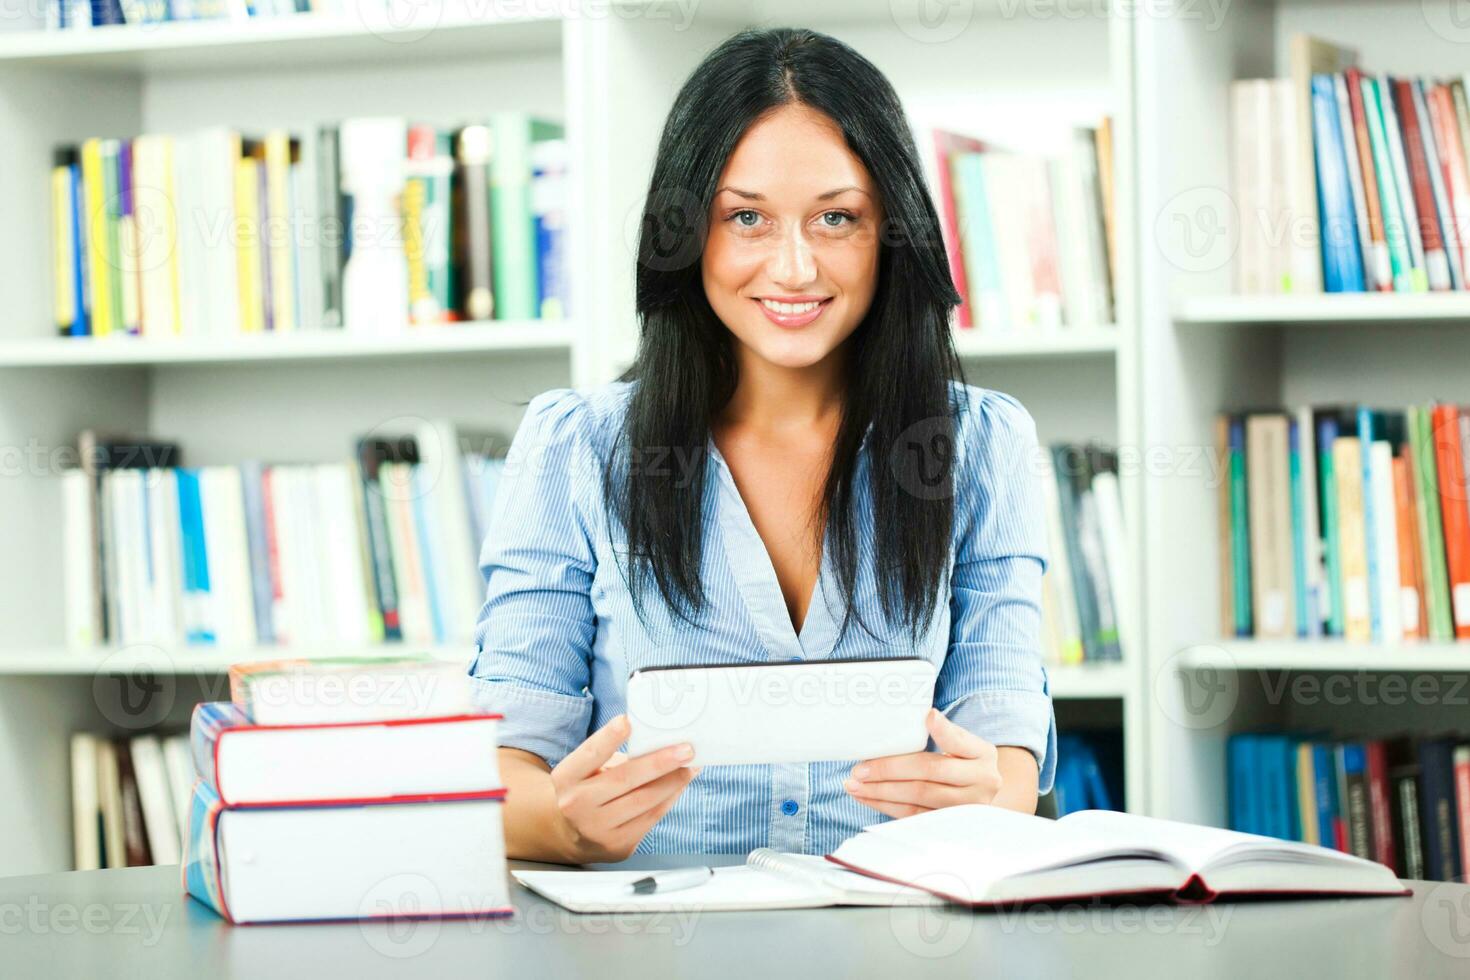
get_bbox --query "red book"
[1345,69,1391,291]
[924,129,986,328]
[1394,79,1451,289]
[1428,84,1470,284]
[1431,403,1470,637]
[1364,741,1397,873]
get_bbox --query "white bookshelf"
[1137,0,1470,833]
[0,0,1144,875]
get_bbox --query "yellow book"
[1334,437,1372,641]
[263,131,295,333]
[51,166,74,334]
[160,136,183,336]
[1296,742,1319,846]
[80,138,112,337]
[234,157,263,334]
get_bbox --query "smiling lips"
[755,295,832,328]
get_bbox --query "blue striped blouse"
[469,380,1056,855]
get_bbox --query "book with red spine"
[1427,84,1470,285]
[1392,453,1426,639]
[1363,741,1397,874]
[1431,403,1470,637]
[1345,69,1392,291]
[1393,79,1452,290]
[919,129,986,328]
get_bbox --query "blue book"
[1417,739,1462,882]
[1289,420,1310,637]
[174,469,214,645]
[1312,743,1341,849]
[1317,414,1345,637]
[237,462,275,646]
[66,162,89,337]
[1312,74,1366,292]
[1356,407,1382,641]
[411,466,448,644]
[1229,734,1262,834]
[1053,737,1089,817]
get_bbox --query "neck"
[720,344,847,434]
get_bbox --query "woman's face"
[702,103,882,372]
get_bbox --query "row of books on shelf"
[70,730,192,871]
[1232,34,1470,295]
[62,423,507,651]
[46,0,408,30]
[49,115,568,341]
[916,122,1117,332]
[1218,404,1470,643]
[1228,732,1469,883]
[1039,443,1128,665]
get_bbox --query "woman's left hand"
[843,708,1002,818]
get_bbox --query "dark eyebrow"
[714,186,870,201]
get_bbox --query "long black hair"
[611,26,965,641]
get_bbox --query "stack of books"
[184,657,511,924]
[44,0,411,30]
[50,115,567,339]
[1038,442,1129,665]
[70,732,194,870]
[61,423,507,650]
[1218,403,1470,642]
[1228,732,1469,883]
[1230,34,1470,294]
[915,122,1116,331]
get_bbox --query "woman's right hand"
[549,714,700,863]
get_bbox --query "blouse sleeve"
[468,388,600,768]
[938,389,1058,794]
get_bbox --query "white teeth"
[761,299,822,315]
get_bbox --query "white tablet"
[624,657,938,766]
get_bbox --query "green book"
[950,153,1006,329]
[490,114,562,321]
[1289,422,1308,636]
[1228,416,1253,635]
[1361,77,1414,292]
[101,139,125,335]
[1410,407,1454,639]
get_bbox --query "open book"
[827,806,1410,905]
[513,848,945,913]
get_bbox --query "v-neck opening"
[706,438,839,659]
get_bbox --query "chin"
[743,328,847,370]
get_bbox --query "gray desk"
[3,856,1468,978]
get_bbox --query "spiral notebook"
[512,848,944,912]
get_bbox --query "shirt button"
[787,655,803,662]
[780,799,799,816]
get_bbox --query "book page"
[1061,810,1369,872]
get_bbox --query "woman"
[471,27,1055,863]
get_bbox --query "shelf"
[0,644,471,675]
[0,11,562,74]
[1175,293,1470,326]
[951,327,1118,361]
[1177,640,1470,674]
[1047,661,1131,699]
[0,321,575,368]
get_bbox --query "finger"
[849,793,929,820]
[926,709,989,760]
[602,751,629,770]
[606,766,700,828]
[586,742,695,804]
[845,777,970,809]
[553,715,630,787]
[850,752,975,786]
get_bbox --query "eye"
[729,209,763,228]
[819,210,857,228]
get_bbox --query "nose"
[767,224,817,289]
